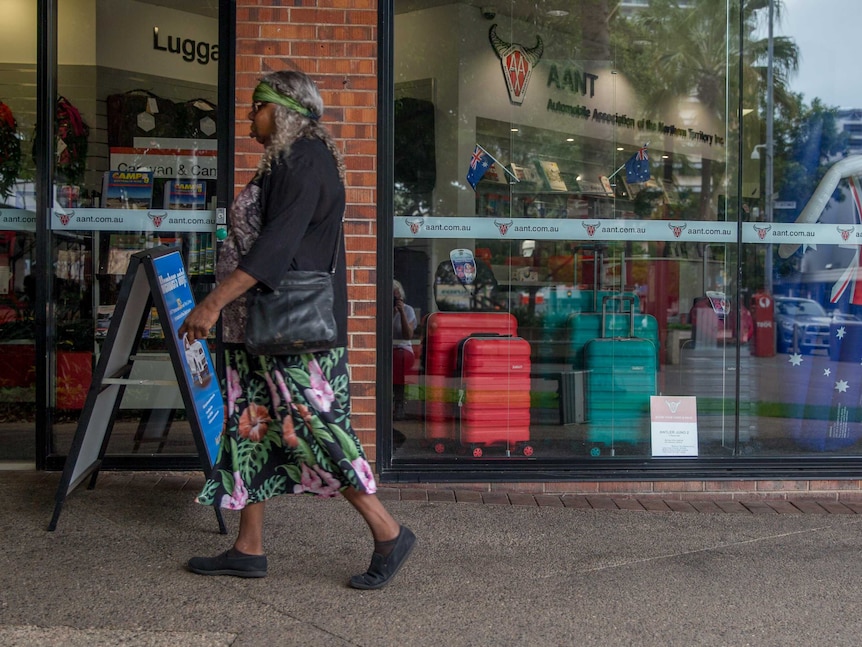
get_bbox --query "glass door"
[0,0,37,465]
[50,0,221,460]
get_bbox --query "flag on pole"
[625,145,650,184]
[466,145,493,190]
[830,176,862,305]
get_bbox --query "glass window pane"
[743,0,862,457]
[53,0,220,457]
[392,0,862,468]
[392,0,737,463]
[0,0,37,463]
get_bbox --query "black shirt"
[238,137,348,347]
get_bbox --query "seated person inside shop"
[392,279,417,420]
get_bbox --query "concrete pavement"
[2,470,862,646]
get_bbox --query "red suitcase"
[456,335,533,458]
[421,313,518,452]
[423,312,518,375]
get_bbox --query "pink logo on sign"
[582,221,600,237]
[838,226,854,241]
[494,219,513,236]
[668,222,687,238]
[55,210,73,226]
[753,224,771,240]
[405,217,424,235]
[148,211,167,228]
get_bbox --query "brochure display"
[535,160,567,191]
[101,170,155,209]
[163,179,207,209]
[48,246,225,532]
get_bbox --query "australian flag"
[466,145,493,190]
[625,146,650,184]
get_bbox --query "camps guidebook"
[102,170,154,209]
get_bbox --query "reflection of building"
[836,109,862,155]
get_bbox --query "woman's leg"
[341,487,416,589]
[341,487,399,541]
[187,501,268,577]
[234,501,266,555]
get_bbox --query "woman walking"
[179,69,415,589]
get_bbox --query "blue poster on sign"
[151,251,223,465]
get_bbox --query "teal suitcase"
[567,296,659,370]
[583,301,657,454]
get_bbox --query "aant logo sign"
[582,221,600,237]
[494,219,513,235]
[753,224,772,240]
[489,25,544,105]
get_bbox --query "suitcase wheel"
[521,444,534,457]
[432,441,447,454]
[589,445,602,457]
[471,446,483,458]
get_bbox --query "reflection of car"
[774,297,857,354]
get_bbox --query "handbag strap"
[327,218,343,274]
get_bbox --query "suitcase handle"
[601,294,635,310]
[601,295,635,337]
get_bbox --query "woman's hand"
[179,301,220,343]
[178,267,259,342]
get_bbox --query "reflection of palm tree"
[612,0,799,219]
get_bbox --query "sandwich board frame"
[48,246,226,533]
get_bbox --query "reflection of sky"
[777,0,859,109]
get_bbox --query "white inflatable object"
[778,155,862,258]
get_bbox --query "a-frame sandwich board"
[48,246,226,533]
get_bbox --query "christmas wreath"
[55,96,89,185]
[0,102,21,200]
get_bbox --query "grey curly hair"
[256,70,346,182]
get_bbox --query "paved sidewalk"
[3,470,862,647]
[377,484,862,514]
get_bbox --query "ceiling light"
[566,137,574,142]
[511,128,519,132]
[546,9,569,17]
[617,147,624,151]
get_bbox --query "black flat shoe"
[349,526,416,590]
[187,549,268,578]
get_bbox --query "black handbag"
[244,223,341,355]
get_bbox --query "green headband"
[252,82,320,120]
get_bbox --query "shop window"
[390,0,862,471]
[0,0,37,462]
[50,0,220,457]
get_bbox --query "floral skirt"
[196,345,377,510]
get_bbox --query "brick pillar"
[235,0,380,457]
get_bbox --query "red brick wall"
[235,0,380,457]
